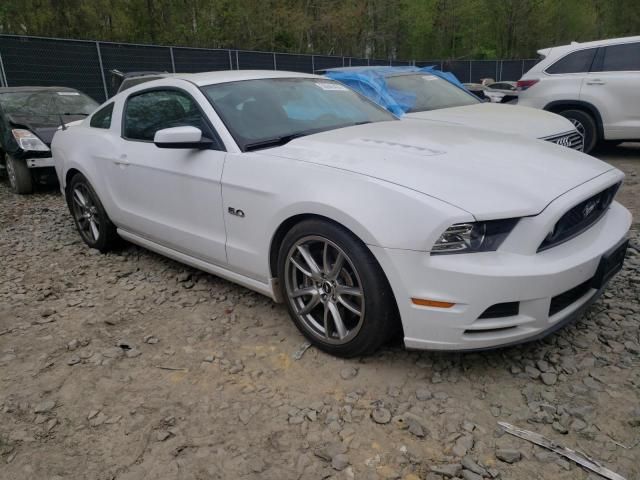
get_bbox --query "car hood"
[405,103,575,139]
[264,120,612,219]
[7,114,87,145]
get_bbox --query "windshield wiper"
[61,112,90,116]
[244,126,336,152]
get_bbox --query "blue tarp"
[324,66,468,116]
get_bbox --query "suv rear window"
[546,48,597,74]
[596,42,640,72]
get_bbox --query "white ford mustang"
[52,70,631,357]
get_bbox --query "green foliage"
[0,0,638,59]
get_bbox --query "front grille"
[549,279,594,317]
[543,131,584,151]
[538,183,620,252]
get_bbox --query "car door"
[107,87,228,266]
[543,47,598,105]
[582,42,640,140]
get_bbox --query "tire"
[277,218,397,358]
[67,173,119,253]
[5,154,33,194]
[599,140,624,149]
[557,109,598,153]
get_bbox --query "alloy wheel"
[569,118,586,137]
[284,236,365,345]
[71,183,101,243]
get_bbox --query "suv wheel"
[5,154,34,194]
[558,109,597,153]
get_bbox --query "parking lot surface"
[1,145,639,480]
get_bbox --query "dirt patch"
[1,151,639,479]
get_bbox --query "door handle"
[113,154,129,166]
[586,79,605,85]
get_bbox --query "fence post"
[169,47,176,73]
[0,51,7,86]
[469,61,472,83]
[495,61,498,82]
[95,42,109,101]
[521,59,525,77]
[235,50,239,70]
[273,52,277,70]
[311,54,315,73]
[228,49,233,69]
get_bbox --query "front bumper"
[372,196,632,351]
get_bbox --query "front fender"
[221,152,471,282]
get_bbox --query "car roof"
[539,35,640,56]
[0,86,80,94]
[177,70,321,86]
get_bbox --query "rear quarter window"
[89,103,114,129]
[546,48,597,74]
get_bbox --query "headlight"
[12,129,50,152]
[431,218,519,254]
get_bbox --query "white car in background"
[323,67,584,151]
[52,71,631,357]
[517,36,640,153]
[483,81,518,103]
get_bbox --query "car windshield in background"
[201,78,396,151]
[385,74,480,113]
[0,91,98,116]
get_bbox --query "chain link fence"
[0,34,537,102]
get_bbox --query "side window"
[546,48,597,74]
[597,43,640,72]
[123,89,214,143]
[90,103,114,129]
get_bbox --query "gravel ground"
[1,146,639,480]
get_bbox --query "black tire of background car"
[558,109,598,154]
[6,154,34,194]
[277,218,398,358]
[68,173,120,253]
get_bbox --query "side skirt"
[117,229,281,302]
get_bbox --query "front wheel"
[278,219,397,358]
[558,109,597,153]
[68,173,119,252]
[5,154,33,194]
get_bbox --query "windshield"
[385,74,479,113]
[0,90,98,116]
[201,77,396,151]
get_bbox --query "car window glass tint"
[90,103,114,129]
[600,43,640,71]
[546,48,596,74]
[124,90,210,141]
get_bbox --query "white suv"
[517,36,640,153]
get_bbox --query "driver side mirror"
[154,126,213,149]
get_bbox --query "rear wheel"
[558,109,597,153]
[278,219,397,358]
[68,173,119,252]
[5,154,33,194]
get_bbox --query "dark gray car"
[0,86,98,194]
